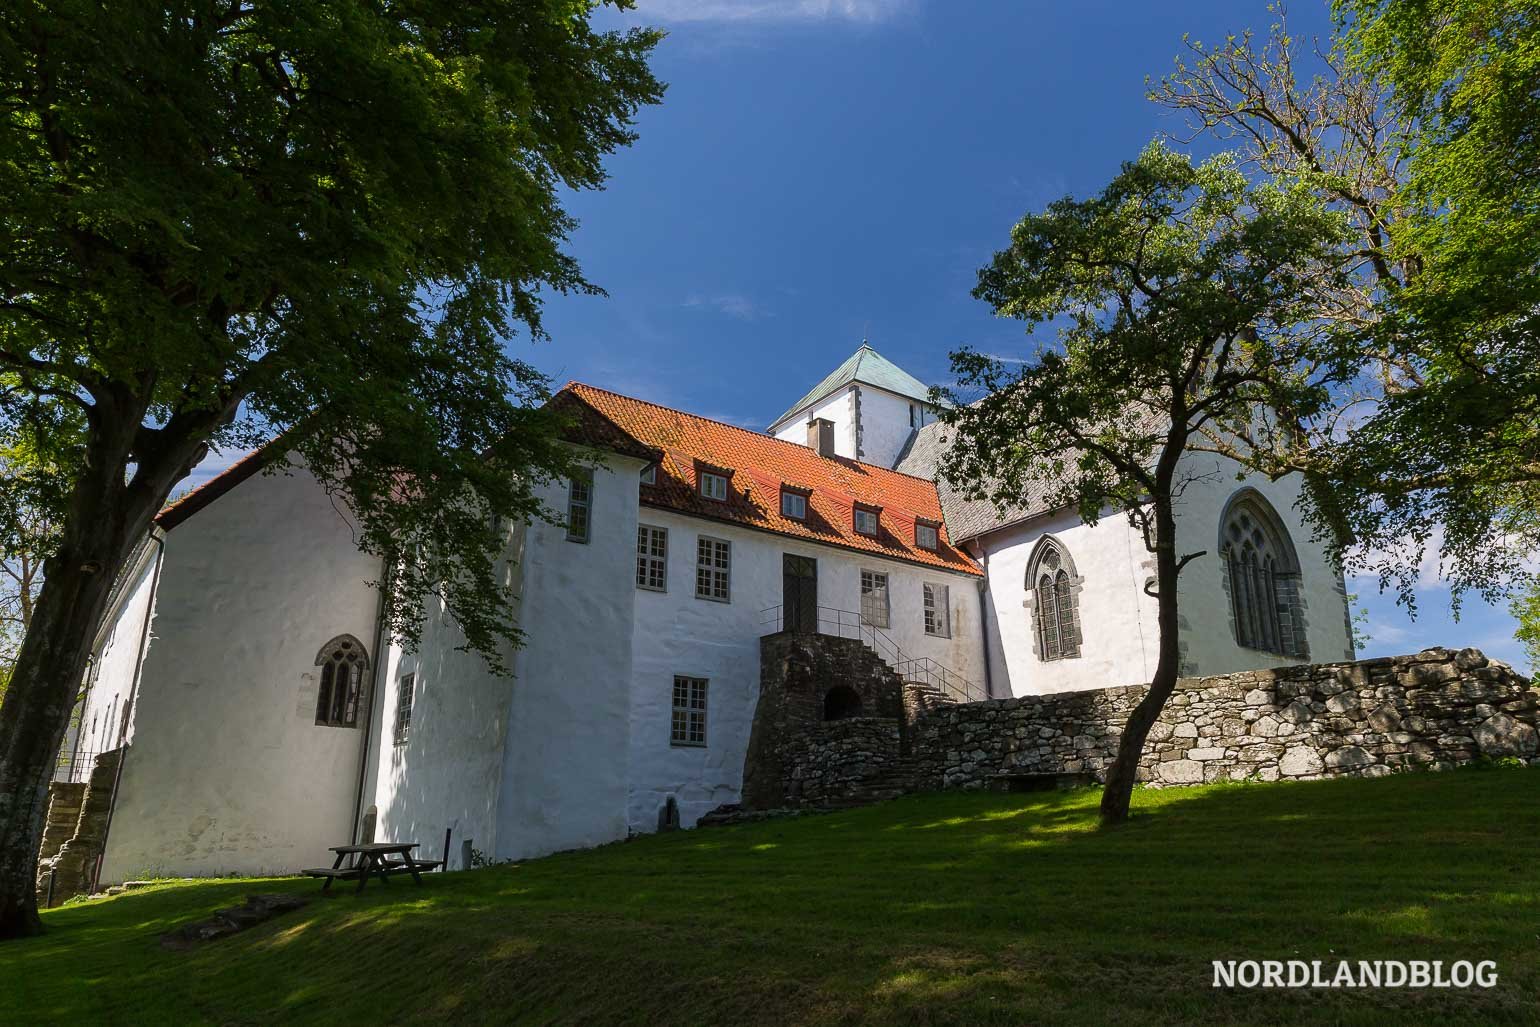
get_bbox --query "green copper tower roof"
[769,343,937,430]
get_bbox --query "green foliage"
[1512,576,1540,674]
[1151,1,1539,616]
[0,1,664,668]
[8,772,1540,1024]
[941,142,1353,562]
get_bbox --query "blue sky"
[188,0,1529,669]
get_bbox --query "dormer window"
[853,504,881,538]
[915,520,940,551]
[781,488,808,520]
[640,464,657,485]
[699,470,729,502]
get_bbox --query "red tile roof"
[155,445,281,530]
[562,383,981,576]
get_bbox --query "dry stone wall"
[35,747,124,907]
[910,648,1537,790]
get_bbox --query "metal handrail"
[759,604,987,704]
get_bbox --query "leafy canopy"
[942,142,1355,545]
[0,1,664,666]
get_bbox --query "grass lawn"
[5,769,1539,1026]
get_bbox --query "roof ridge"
[563,381,942,485]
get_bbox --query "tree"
[937,143,1354,825]
[1150,0,1539,617]
[0,1,662,938]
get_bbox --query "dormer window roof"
[697,463,731,502]
[780,485,811,520]
[853,503,881,538]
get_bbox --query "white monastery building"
[64,344,1354,882]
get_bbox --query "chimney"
[806,418,836,458]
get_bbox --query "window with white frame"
[860,570,890,628]
[915,521,939,551]
[671,676,708,746]
[636,525,668,591]
[699,470,729,501]
[781,489,808,520]
[640,464,657,485]
[394,673,414,746]
[923,583,951,637]
[854,505,880,537]
[696,536,731,601]
[566,474,592,543]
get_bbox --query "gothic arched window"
[1026,537,1082,661]
[315,635,368,727]
[1220,491,1306,658]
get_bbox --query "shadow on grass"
[8,768,1539,1026]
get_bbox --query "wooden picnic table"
[303,842,439,893]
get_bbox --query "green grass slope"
[5,770,1539,1026]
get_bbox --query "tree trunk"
[1100,494,1183,827]
[0,417,204,939]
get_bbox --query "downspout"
[972,541,995,699]
[93,528,167,891]
[350,556,391,846]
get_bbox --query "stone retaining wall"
[910,648,1537,790]
[36,747,124,907]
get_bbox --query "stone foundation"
[911,648,1536,790]
[36,747,124,907]
[740,645,1537,808]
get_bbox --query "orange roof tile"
[562,383,981,576]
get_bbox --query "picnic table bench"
[303,842,442,893]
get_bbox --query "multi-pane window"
[923,583,950,638]
[781,489,808,520]
[1221,497,1303,657]
[637,525,668,591]
[860,570,890,628]
[671,676,708,746]
[1031,541,1081,661]
[915,522,939,551]
[566,475,592,543]
[699,471,729,501]
[315,636,367,727]
[696,536,731,602]
[394,674,414,746]
[854,505,880,537]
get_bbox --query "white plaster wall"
[490,453,646,861]
[1171,455,1354,674]
[972,458,1352,699]
[975,510,1158,698]
[852,385,933,469]
[99,463,380,882]
[73,552,159,759]
[369,562,521,869]
[771,388,858,459]
[627,507,985,831]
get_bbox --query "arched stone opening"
[823,685,864,721]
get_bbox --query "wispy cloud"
[637,0,914,23]
[683,293,769,321]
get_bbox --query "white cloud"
[683,293,769,320]
[637,0,914,23]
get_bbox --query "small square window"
[640,464,657,485]
[781,490,808,520]
[700,471,729,502]
[915,522,939,551]
[671,676,708,746]
[854,506,880,537]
